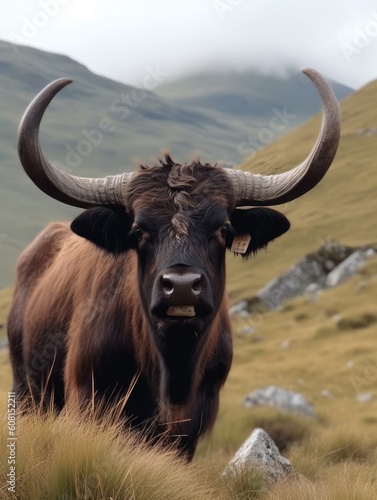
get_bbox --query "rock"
[245,241,376,314]
[326,248,376,288]
[223,428,293,483]
[356,392,373,403]
[228,300,249,316]
[304,283,321,294]
[249,241,355,312]
[244,386,315,417]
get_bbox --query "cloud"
[2,0,377,88]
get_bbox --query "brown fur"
[8,160,236,459]
[8,158,290,459]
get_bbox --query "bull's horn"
[18,79,133,208]
[226,68,340,206]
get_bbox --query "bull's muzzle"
[151,267,213,319]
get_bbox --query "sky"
[1,0,377,90]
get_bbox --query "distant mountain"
[0,41,353,287]
[156,69,352,125]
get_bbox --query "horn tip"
[53,78,73,89]
[301,67,317,78]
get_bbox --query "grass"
[0,410,222,500]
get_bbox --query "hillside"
[0,40,352,287]
[156,68,352,125]
[225,78,377,303]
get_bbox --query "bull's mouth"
[151,301,213,320]
[166,305,195,318]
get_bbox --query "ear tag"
[231,234,251,254]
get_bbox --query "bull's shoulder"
[15,222,72,283]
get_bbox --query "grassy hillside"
[225,78,377,303]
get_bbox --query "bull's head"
[18,69,340,404]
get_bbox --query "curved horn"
[226,68,340,206]
[18,79,133,208]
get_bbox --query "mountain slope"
[225,78,377,303]
[156,68,352,124]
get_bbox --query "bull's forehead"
[125,162,235,237]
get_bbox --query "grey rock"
[245,241,375,314]
[326,248,376,288]
[251,241,354,312]
[223,428,292,483]
[244,385,315,417]
[304,282,321,294]
[228,300,249,316]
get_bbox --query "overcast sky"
[1,0,377,89]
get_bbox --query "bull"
[7,69,340,460]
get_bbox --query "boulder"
[223,428,292,483]
[228,300,249,316]
[326,248,376,288]
[229,241,376,316]
[244,385,315,417]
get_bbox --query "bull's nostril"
[162,278,174,294]
[192,280,202,294]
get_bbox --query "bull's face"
[70,160,290,403]
[71,161,290,334]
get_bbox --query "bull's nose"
[161,272,203,304]
[151,267,214,319]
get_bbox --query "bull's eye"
[134,228,143,242]
[220,225,229,238]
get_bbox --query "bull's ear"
[229,208,290,257]
[71,207,134,254]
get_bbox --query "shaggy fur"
[8,158,289,460]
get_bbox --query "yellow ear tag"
[231,234,251,254]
